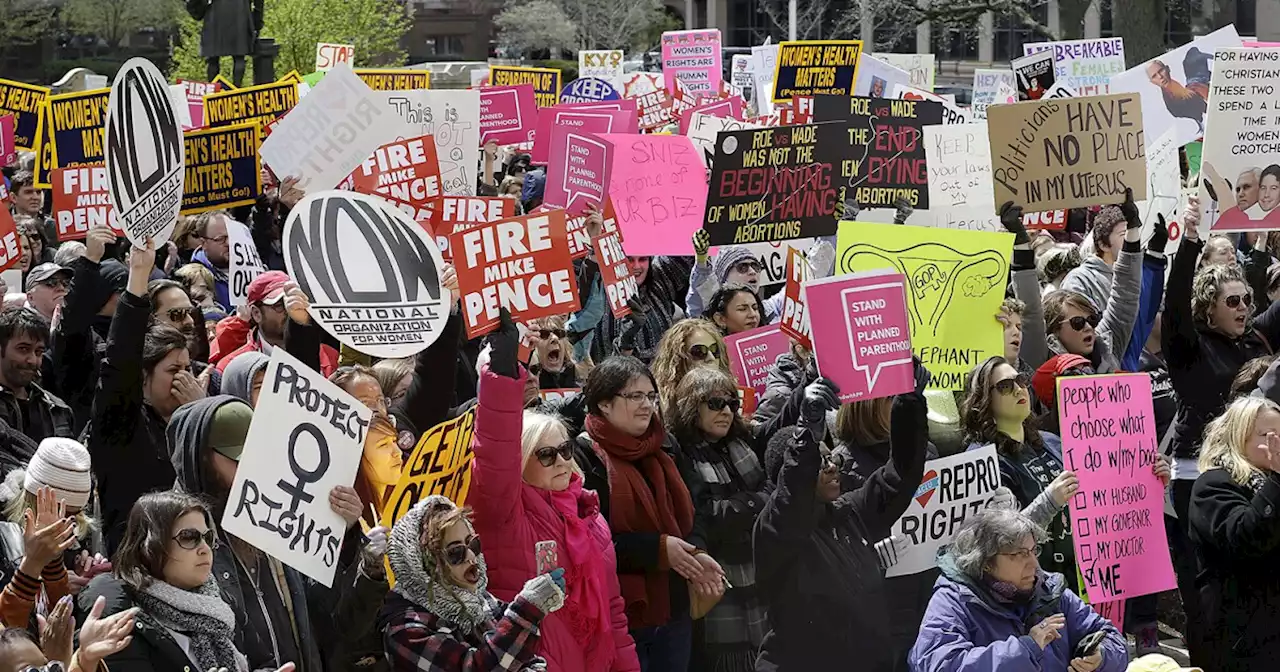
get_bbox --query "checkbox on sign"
[1074,493,1087,509]
[1079,544,1094,565]
[1076,519,1091,539]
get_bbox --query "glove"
[1147,213,1169,255]
[912,356,932,394]
[618,298,648,351]
[485,308,520,379]
[893,197,914,224]
[837,197,860,221]
[364,526,388,559]
[519,568,566,613]
[799,377,840,430]
[985,486,1019,511]
[1120,187,1141,230]
[693,229,710,264]
[998,201,1029,245]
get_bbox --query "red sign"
[348,134,442,221]
[451,210,580,338]
[426,196,517,259]
[593,230,637,319]
[1025,209,1067,231]
[0,209,23,272]
[565,199,618,259]
[779,247,812,348]
[636,89,673,130]
[51,165,122,241]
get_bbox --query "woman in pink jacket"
[469,313,641,672]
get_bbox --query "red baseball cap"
[1032,354,1093,407]
[246,271,291,305]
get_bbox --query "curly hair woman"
[703,284,764,336]
[651,319,730,415]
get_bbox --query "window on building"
[930,25,979,61]
[424,36,466,56]
[992,3,1049,61]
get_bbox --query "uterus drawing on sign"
[838,242,1005,337]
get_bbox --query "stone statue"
[187,0,264,87]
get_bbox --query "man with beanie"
[0,309,74,466]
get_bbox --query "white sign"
[873,53,936,92]
[731,54,754,102]
[751,42,778,116]
[925,123,995,216]
[1199,47,1280,232]
[377,89,481,197]
[315,43,355,72]
[228,217,265,307]
[222,349,372,587]
[1139,129,1182,244]
[283,190,451,358]
[971,69,1016,116]
[1023,37,1124,96]
[687,112,759,171]
[104,57,184,247]
[578,50,624,89]
[739,239,815,288]
[886,446,1002,577]
[891,84,968,124]
[854,53,912,98]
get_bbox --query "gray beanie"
[712,246,757,284]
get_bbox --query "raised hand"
[692,229,710,264]
[1120,187,1141,229]
[39,595,74,664]
[484,308,520,378]
[998,201,1029,245]
[799,377,840,429]
[77,596,138,668]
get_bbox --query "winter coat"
[908,555,1127,671]
[755,352,806,426]
[199,0,262,59]
[468,367,640,672]
[378,591,548,671]
[1121,253,1168,372]
[0,380,73,456]
[44,256,116,434]
[1046,245,1141,374]
[1060,255,1113,314]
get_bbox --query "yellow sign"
[836,221,1012,390]
[203,81,299,130]
[489,66,561,107]
[380,409,477,529]
[277,70,304,84]
[32,103,53,189]
[354,68,430,91]
[46,88,110,172]
[0,78,50,151]
[211,74,237,90]
[771,40,863,102]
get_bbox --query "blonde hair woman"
[651,318,730,414]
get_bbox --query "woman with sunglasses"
[467,315,640,672]
[1042,287,1137,375]
[685,240,779,324]
[379,495,566,671]
[526,316,579,390]
[652,319,730,415]
[704,285,765,337]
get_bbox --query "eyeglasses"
[166,307,198,322]
[534,441,575,467]
[444,536,483,566]
[617,391,659,405]
[1066,314,1101,332]
[733,260,763,274]
[1225,293,1254,309]
[999,544,1042,561]
[537,328,567,339]
[705,396,740,413]
[38,278,70,290]
[173,528,218,550]
[688,343,721,360]
[993,373,1032,396]
[203,234,229,245]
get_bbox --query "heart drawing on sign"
[903,91,925,102]
[914,470,939,508]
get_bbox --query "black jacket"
[752,393,928,671]
[1188,468,1280,672]
[0,380,74,449]
[45,256,116,434]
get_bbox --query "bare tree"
[63,0,181,48]
[496,0,667,53]
[495,0,579,53]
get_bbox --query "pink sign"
[678,96,744,134]
[480,84,537,146]
[531,101,638,164]
[178,79,218,130]
[1057,373,1177,603]
[0,115,14,167]
[725,325,790,395]
[597,133,706,256]
[544,128,611,215]
[661,29,723,97]
[804,269,915,403]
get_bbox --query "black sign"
[182,122,262,215]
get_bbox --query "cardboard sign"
[451,210,580,338]
[593,229,637,318]
[971,69,1016,116]
[599,133,707,256]
[678,96,744,135]
[873,53,936,92]
[579,50,625,89]
[348,134,442,221]
[181,122,261,215]
[203,80,299,131]
[1012,51,1055,100]
[479,84,537,145]
[223,349,371,587]
[771,40,862,103]
[377,89,481,197]
[52,166,122,241]
[104,58,184,247]
[1110,25,1240,148]
[559,78,620,104]
[426,196,516,260]
[489,66,561,108]
[987,93,1146,212]
[661,29,723,97]
[804,269,914,402]
[283,190,452,357]
[1023,38,1124,96]
[725,325,789,395]
[46,88,109,171]
[381,409,477,528]
[704,123,843,246]
[0,79,49,151]
[531,103,635,166]
[1057,374,1177,602]
[779,247,811,347]
[836,221,1012,390]
[885,446,1002,577]
[315,42,356,72]
[354,69,430,91]
[228,217,265,307]
[854,53,911,98]
[544,128,611,215]
[813,95,942,211]
[1200,48,1280,232]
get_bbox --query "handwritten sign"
[814,95,943,211]
[479,84,537,145]
[593,230,636,318]
[381,409,477,528]
[377,89,481,197]
[1057,373,1177,602]
[489,66,561,108]
[972,69,1016,116]
[599,133,706,256]
[925,123,993,211]
[662,29,722,97]
[873,53,935,92]
[52,166,122,241]
[579,50,625,89]
[228,217,265,307]
[725,325,789,395]
[544,128,611,215]
[315,43,355,72]
[182,122,261,215]
[771,40,862,103]
[804,269,914,402]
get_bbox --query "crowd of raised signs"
[3,16,1280,672]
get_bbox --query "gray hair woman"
[909,509,1126,671]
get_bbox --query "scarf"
[547,475,614,670]
[1212,454,1269,494]
[585,414,694,627]
[134,577,246,672]
[981,573,1035,605]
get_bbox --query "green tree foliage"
[494,0,578,55]
[63,0,182,48]
[0,0,55,62]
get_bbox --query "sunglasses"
[166,307,199,322]
[1066,314,1101,332]
[534,441,575,467]
[705,396,740,413]
[444,536,483,566]
[689,343,721,360]
[173,528,218,550]
[1225,293,1253,309]
[38,278,70,290]
[993,373,1032,396]
[733,260,763,274]
[537,328,567,339]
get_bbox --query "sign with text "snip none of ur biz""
[772,40,863,102]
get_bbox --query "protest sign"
[772,40,863,102]
[228,217,265,306]
[203,80,299,131]
[1138,129,1181,242]
[176,80,214,129]
[1012,51,1055,100]
[725,325,789,395]
[836,221,1011,390]
[804,269,914,402]
[315,43,355,72]
[1023,38,1124,96]
[544,127,611,215]
[1042,82,1079,100]
[579,50,625,89]
[0,80,47,152]
[873,53,935,92]
[891,84,970,125]
[489,66,561,108]
[347,134,442,221]
[479,84,537,145]
[1199,48,1280,231]
[46,88,109,171]
[662,29,723,97]
[181,122,261,215]
[687,113,759,171]
[104,58,184,247]
[223,349,371,587]
[51,166,122,241]
[853,53,911,98]
[560,78,620,104]
[427,196,516,260]
[1057,374,1177,602]
[451,210,579,338]
[635,88,673,130]
[704,123,843,247]
[0,115,14,168]
[814,95,943,212]
[620,72,662,98]
[260,64,398,193]
[678,96,744,135]
[531,103,636,165]
[1023,209,1068,231]
[354,69,430,91]
[278,70,304,85]
[381,409,477,528]
[0,209,21,272]
[924,123,996,230]
[752,43,779,116]
[731,55,754,100]
[593,229,637,318]
[32,104,54,188]
[971,69,1016,116]
[283,190,452,357]
[599,133,706,256]
[987,93,1146,212]
[885,446,1002,577]
[778,247,812,347]
[1110,25,1239,148]
[377,89,481,197]
[539,389,581,404]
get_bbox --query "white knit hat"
[23,438,92,510]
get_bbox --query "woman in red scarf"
[469,313,641,671]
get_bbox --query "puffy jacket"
[1047,245,1141,374]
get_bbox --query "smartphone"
[535,540,558,574]
[1075,630,1106,658]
